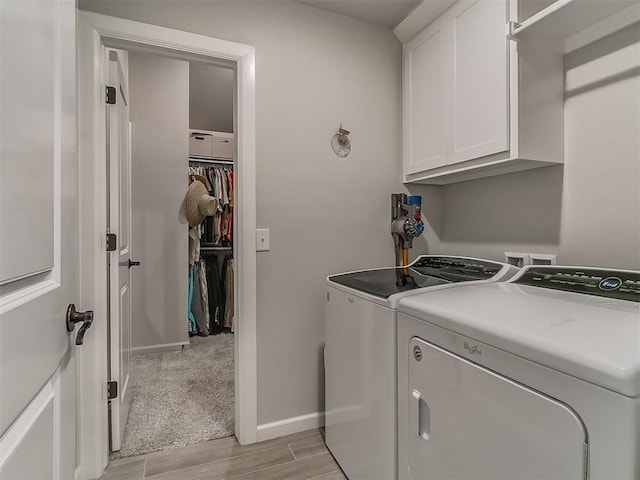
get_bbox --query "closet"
[186,60,236,338]
[187,138,236,336]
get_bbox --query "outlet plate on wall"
[256,229,270,251]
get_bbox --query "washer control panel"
[514,267,640,302]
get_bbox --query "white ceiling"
[292,0,421,28]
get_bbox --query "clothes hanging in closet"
[187,183,212,336]
[188,165,234,247]
[199,250,235,334]
[223,255,234,330]
[187,162,235,336]
[205,252,224,335]
[188,252,212,336]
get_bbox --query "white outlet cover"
[256,228,270,251]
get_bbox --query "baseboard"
[256,411,325,442]
[131,342,189,355]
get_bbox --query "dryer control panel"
[514,267,640,302]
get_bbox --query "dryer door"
[407,337,587,479]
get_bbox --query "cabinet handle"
[412,389,431,440]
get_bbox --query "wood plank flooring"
[99,429,346,480]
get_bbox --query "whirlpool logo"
[599,277,622,291]
[463,342,482,355]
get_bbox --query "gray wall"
[79,0,432,425]
[439,24,640,269]
[129,51,190,350]
[189,62,234,133]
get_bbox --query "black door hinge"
[106,233,117,252]
[107,381,118,400]
[106,85,116,105]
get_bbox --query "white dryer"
[397,265,640,479]
[324,256,519,480]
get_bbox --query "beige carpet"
[112,334,235,458]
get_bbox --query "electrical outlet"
[256,229,270,251]
[504,252,530,268]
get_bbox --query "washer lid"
[399,281,640,397]
[327,256,506,299]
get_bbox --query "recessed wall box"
[504,252,530,268]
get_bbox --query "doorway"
[107,47,238,457]
[77,12,257,479]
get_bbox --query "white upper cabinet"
[404,16,447,174]
[396,0,565,185]
[448,0,508,164]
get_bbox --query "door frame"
[77,11,257,479]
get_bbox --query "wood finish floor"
[99,429,346,480]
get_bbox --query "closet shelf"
[189,155,234,165]
[510,0,640,54]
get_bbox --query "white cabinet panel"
[406,337,586,479]
[449,0,508,163]
[405,18,447,173]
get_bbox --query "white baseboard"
[131,342,189,355]
[256,411,325,442]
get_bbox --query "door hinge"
[106,85,117,105]
[107,381,118,400]
[106,233,117,252]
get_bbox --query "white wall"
[78,0,434,426]
[128,51,190,350]
[439,24,640,269]
[189,62,234,133]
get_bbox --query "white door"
[404,15,448,175]
[0,0,79,478]
[107,51,133,452]
[406,337,587,479]
[447,0,508,164]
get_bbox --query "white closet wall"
[129,51,190,352]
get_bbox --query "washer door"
[407,337,587,479]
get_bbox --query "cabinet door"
[404,16,447,174]
[448,0,508,164]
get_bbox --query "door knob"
[128,259,141,268]
[66,304,94,346]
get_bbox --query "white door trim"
[77,11,257,479]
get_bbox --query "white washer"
[324,256,519,480]
[397,265,640,479]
